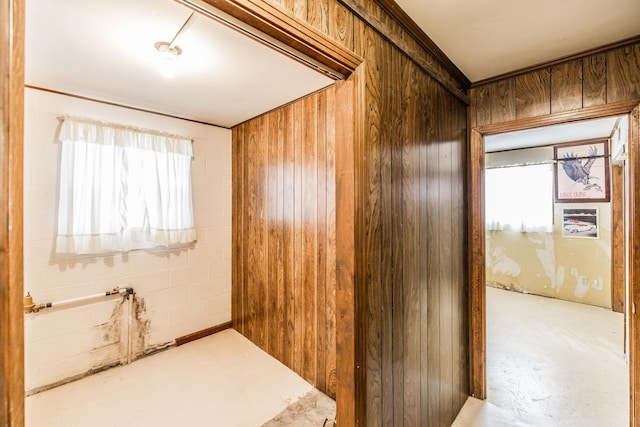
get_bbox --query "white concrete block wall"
[23,88,232,393]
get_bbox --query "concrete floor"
[26,329,335,426]
[27,287,627,426]
[453,287,628,427]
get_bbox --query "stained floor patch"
[261,389,336,427]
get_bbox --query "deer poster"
[554,140,610,203]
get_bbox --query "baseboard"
[175,321,232,346]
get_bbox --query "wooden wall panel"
[607,44,640,103]
[551,60,583,113]
[472,39,640,125]
[232,87,337,398]
[234,1,471,425]
[583,53,607,107]
[515,69,551,118]
[490,79,516,123]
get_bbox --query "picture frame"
[562,208,599,239]
[554,139,610,203]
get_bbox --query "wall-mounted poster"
[555,140,610,203]
[562,208,598,239]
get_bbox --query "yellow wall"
[486,148,612,308]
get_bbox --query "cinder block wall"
[23,88,232,393]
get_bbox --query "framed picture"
[554,140,610,203]
[562,208,598,239]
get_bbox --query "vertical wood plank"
[379,35,395,427]
[329,2,354,52]
[629,104,640,427]
[490,78,516,123]
[583,53,607,107]
[391,48,405,427]
[360,24,383,427]
[551,60,583,113]
[475,84,492,126]
[426,84,442,422]
[402,60,421,427]
[515,69,551,119]
[232,126,244,335]
[316,90,328,393]
[275,108,286,362]
[302,94,319,385]
[607,45,640,103]
[282,103,295,368]
[267,111,281,359]
[293,99,304,375]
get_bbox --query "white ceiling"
[26,0,640,128]
[395,0,640,82]
[485,116,622,153]
[25,0,334,128]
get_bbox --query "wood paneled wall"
[470,39,640,127]
[233,1,470,425]
[232,86,338,398]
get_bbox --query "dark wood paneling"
[583,53,607,107]
[471,39,640,126]
[232,87,337,399]
[551,60,583,113]
[0,0,25,425]
[234,1,471,425]
[607,44,640,103]
[630,104,640,427]
[515,69,551,119]
[490,79,516,123]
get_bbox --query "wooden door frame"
[469,100,640,426]
[1,0,25,425]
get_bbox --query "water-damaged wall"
[24,88,232,393]
[486,147,612,308]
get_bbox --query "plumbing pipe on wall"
[23,286,134,314]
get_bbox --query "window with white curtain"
[56,117,196,254]
[485,163,553,232]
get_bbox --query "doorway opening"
[482,116,629,424]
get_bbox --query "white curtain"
[485,163,553,233]
[56,117,196,254]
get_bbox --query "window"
[485,163,553,232]
[56,117,196,254]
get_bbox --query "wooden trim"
[469,102,640,410]
[630,104,640,427]
[185,0,363,77]
[1,0,25,425]
[472,35,640,87]
[175,322,233,346]
[468,128,486,399]
[612,165,625,313]
[372,0,470,86]
[338,0,469,104]
[335,67,365,426]
[476,99,640,135]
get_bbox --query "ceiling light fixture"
[154,11,196,78]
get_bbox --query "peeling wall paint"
[487,203,612,308]
[486,147,612,308]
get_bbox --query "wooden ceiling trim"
[181,0,363,78]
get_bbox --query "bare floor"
[26,329,335,426]
[453,287,628,427]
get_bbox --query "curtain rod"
[60,115,193,142]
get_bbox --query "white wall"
[23,88,232,393]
